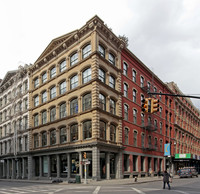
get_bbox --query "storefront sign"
[175,153,191,159]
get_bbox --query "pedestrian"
[162,170,171,190]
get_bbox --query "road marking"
[132,187,146,194]
[93,186,101,194]
[174,191,189,194]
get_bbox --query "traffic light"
[83,152,87,159]
[151,98,159,113]
[141,98,151,113]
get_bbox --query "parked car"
[178,167,198,178]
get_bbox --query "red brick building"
[121,48,175,177]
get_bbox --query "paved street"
[0,176,200,193]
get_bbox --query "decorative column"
[3,160,6,178]
[56,154,60,178]
[22,158,26,179]
[39,156,42,178]
[92,147,100,181]
[106,152,110,180]
[137,155,141,177]
[67,153,71,179]
[12,159,16,179]
[47,155,51,178]
[79,152,83,179]
[116,151,123,179]
[28,155,33,180]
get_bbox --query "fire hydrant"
[134,176,137,182]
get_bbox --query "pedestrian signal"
[151,98,159,113]
[83,152,87,159]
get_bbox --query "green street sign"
[175,153,191,159]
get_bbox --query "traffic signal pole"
[148,92,200,99]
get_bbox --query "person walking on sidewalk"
[162,170,171,190]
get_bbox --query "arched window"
[82,93,91,111]
[110,98,116,115]
[60,103,66,118]
[34,133,39,148]
[50,66,56,78]
[99,93,106,110]
[110,124,116,142]
[50,86,56,99]
[133,89,136,103]
[70,124,78,141]
[60,60,66,72]
[124,83,128,97]
[83,120,92,139]
[42,91,47,103]
[98,45,105,58]
[34,114,39,127]
[50,129,56,145]
[124,104,128,120]
[100,121,106,140]
[34,77,39,88]
[109,75,115,89]
[82,68,91,84]
[42,110,47,124]
[34,95,39,107]
[133,131,137,147]
[42,131,47,147]
[123,62,128,75]
[70,52,78,66]
[141,133,145,148]
[42,72,47,83]
[99,69,105,83]
[109,53,115,65]
[70,98,78,115]
[82,44,91,59]
[70,74,78,89]
[60,81,66,95]
[133,109,137,124]
[60,127,67,144]
[50,107,56,122]
[125,128,129,145]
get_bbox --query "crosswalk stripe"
[93,186,101,194]
[132,187,146,194]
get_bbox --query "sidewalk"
[0,175,179,185]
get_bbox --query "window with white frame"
[99,93,106,110]
[140,76,144,87]
[70,52,78,66]
[133,89,136,103]
[34,114,39,127]
[60,103,66,118]
[110,124,116,142]
[50,66,56,78]
[99,68,105,83]
[50,107,56,122]
[124,83,128,97]
[124,104,128,120]
[133,131,137,147]
[60,81,66,95]
[70,74,78,89]
[132,69,136,82]
[125,128,129,145]
[42,72,47,83]
[82,68,91,84]
[70,98,78,115]
[42,110,47,124]
[110,98,116,115]
[109,53,115,65]
[60,127,67,144]
[82,44,91,59]
[100,121,106,140]
[50,86,56,99]
[133,109,137,124]
[83,120,92,139]
[123,62,128,76]
[42,91,47,103]
[98,45,105,58]
[60,60,66,72]
[34,77,39,88]
[109,75,115,89]
[82,93,91,111]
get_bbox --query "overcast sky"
[1,0,200,107]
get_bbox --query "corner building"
[29,16,125,180]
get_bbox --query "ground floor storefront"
[123,151,165,178]
[173,153,200,174]
[0,144,123,181]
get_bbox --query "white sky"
[1,0,200,107]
